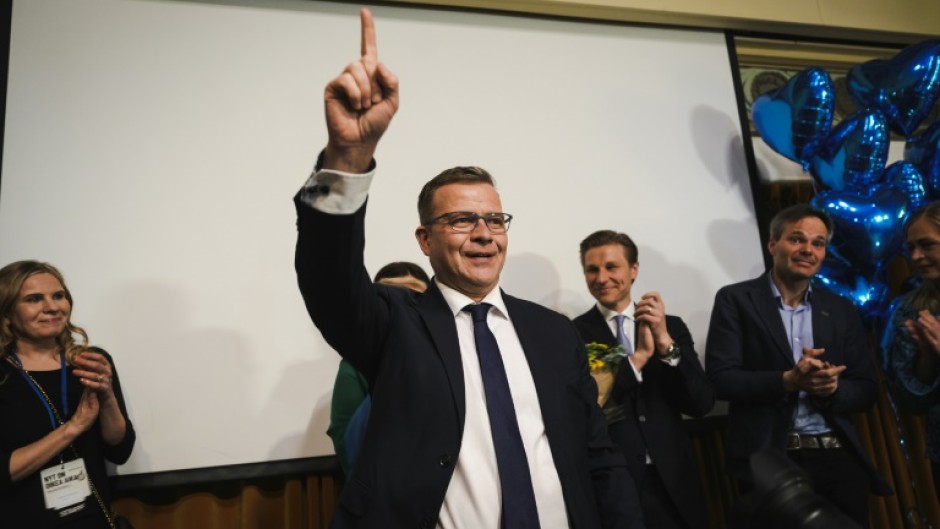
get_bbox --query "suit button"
[439,454,453,468]
[638,415,647,422]
[636,455,645,463]
[420,518,434,528]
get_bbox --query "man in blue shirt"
[705,204,890,528]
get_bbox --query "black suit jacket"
[295,196,644,529]
[574,307,714,529]
[704,272,891,495]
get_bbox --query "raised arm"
[295,8,399,378]
[323,8,399,173]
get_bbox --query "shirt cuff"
[298,156,375,214]
[660,355,681,368]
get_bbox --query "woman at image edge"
[888,202,940,499]
[0,261,135,529]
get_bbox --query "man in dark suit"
[294,9,643,529]
[705,204,891,528]
[573,230,714,529]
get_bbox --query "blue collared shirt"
[769,278,831,435]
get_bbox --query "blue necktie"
[614,314,634,356]
[464,303,541,529]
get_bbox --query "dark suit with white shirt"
[295,196,644,529]
[574,307,713,529]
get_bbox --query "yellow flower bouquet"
[586,342,628,417]
[586,342,628,373]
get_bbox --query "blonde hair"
[0,260,89,363]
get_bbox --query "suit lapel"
[416,282,466,429]
[584,306,617,345]
[811,289,834,351]
[748,274,795,365]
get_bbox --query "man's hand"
[629,322,655,372]
[783,347,846,396]
[323,8,400,173]
[634,291,672,355]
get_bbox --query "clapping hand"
[67,388,100,435]
[904,310,940,356]
[784,347,846,397]
[630,321,656,371]
[903,311,940,382]
[72,349,116,404]
[634,292,673,355]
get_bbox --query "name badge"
[40,458,91,511]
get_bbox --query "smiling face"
[768,216,828,285]
[582,243,638,313]
[6,273,71,347]
[415,183,507,301]
[907,216,940,280]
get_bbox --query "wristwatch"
[663,342,681,361]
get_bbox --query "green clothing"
[327,359,369,474]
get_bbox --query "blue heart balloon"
[813,256,889,322]
[883,161,926,211]
[809,110,889,191]
[752,67,834,168]
[904,117,940,198]
[847,39,940,137]
[810,184,910,277]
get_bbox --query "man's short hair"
[579,230,638,266]
[768,204,834,242]
[417,166,495,225]
[374,261,431,285]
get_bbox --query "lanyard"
[8,352,69,429]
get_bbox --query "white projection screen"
[0,0,763,475]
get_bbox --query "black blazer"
[704,272,891,495]
[574,307,714,529]
[295,197,644,529]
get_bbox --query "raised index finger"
[360,8,378,60]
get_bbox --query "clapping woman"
[0,261,135,529]
[888,202,940,499]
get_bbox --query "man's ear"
[630,261,639,284]
[415,226,431,256]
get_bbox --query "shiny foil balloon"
[813,256,890,322]
[883,162,927,211]
[752,67,834,167]
[847,39,940,137]
[904,117,940,198]
[809,110,889,191]
[810,184,910,277]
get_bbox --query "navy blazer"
[295,196,644,529]
[574,307,713,529]
[704,272,891,495]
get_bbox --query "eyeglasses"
[425,211,513,233]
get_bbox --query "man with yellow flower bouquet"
[574,230,715,529]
